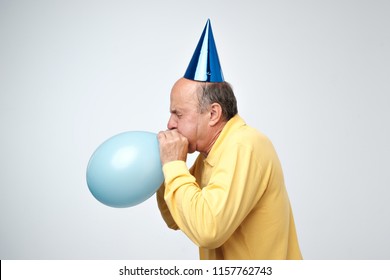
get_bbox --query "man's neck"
[202,121,227,157]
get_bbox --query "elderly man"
[157,20,302,260]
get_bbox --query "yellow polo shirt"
[157,115,302,259]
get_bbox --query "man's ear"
[209,103,223,126]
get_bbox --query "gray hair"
[197,82,238,121]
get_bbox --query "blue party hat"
[184,19,224,82]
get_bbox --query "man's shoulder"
[229,121,270,146]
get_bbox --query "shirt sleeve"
[156,160,199,230]
[162,143,266,249]
[156,183,179,230]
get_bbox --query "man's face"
[167,78,210,154]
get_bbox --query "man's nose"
[167,115,177,130]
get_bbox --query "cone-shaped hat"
[184,19,224,82]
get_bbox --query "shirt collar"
[203,114,246,167]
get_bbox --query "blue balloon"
[86,131,164,208]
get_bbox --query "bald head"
[171,78,238,122]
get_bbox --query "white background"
[1,0,389,259]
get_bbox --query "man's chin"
[187,146,197,154]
